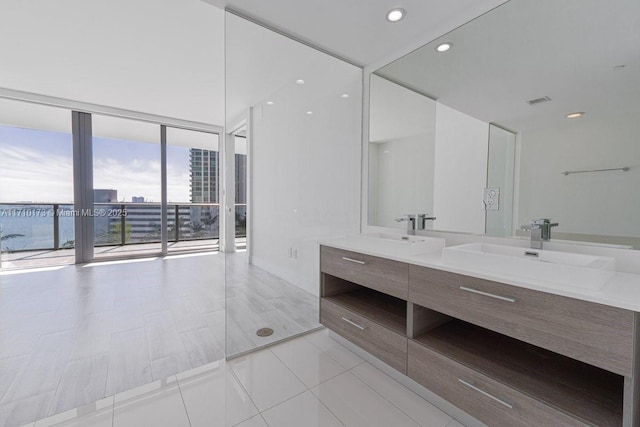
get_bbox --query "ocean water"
[0,205,74,251]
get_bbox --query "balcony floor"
[0,239,249,270]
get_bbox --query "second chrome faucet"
[395,214,436,235]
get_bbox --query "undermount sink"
[442,243,615,290]
[359,232,445,256]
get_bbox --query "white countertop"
[319,235,640,312]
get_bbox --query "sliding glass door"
[92,115,162,259]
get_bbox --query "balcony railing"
[0,202,247,252]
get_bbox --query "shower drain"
[256,327,274,337]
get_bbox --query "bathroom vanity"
[319,237,640,426]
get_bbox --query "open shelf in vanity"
[410,318,624,426]
[319,244,640,426]
[324,288,406,335]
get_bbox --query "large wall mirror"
[368,0,640,248]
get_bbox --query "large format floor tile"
[351,363,452,427]
[112,380,190,427]
[270,335,349,388]
[228,348,307,412]
[177,362,259,427]
[311,371,421,427]
[261,391,343,427]
[28,330,468,427]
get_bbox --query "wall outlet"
[483,187,500,210]
[292,249,298,259]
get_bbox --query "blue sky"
[0,125,194,203]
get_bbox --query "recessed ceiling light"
[386,8,405,22]
[296,79,305,85]
[436,42,453,52]
[566,112,585,119]
[306,111,313,115]
[266,101,274,105]
[341,93,350,99]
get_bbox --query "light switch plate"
[484,187,500,210]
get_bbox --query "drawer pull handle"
[458,379,513,409]
[341,316,366,330]
[459,286,516,303]
[341,256,367,265]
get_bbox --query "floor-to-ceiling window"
[92,115,162,259]
[166,127,220,253]
[0,99,74,269]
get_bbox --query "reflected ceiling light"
[296,79,305,85]
[341,93,350,99]
[266,101,274,105]
[386,8,405,22]
[306,111,313,115]
[566,112,585,119]
[436,42,453,52]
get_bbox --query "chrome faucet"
[521,218,559,249]
[416,214,437,231]
[396,214,436,235]
[395,214,417,235]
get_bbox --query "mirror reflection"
[370,0,640,248]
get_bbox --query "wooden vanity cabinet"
[319,245,640,426]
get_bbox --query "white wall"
[229,16,362,296]
[518,114,640,238]
[433,103,489,233]
[368,75,436,229]
[370,135,436,228]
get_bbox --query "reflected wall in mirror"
[372,0,640,248]
[368,75,491,234]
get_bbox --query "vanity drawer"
[320,246,408,299]
[407,340,586,427]
[320,298,407,373]
[408,265,634,376]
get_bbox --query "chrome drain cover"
[256,328,274,337]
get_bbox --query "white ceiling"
[0,0,224,125]
[204,0,507,67]
[376,0,640,132]
[0,0,509,130]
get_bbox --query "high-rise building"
[189,149,218,203]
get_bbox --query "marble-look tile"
[0,356,28,404]
[180,327,224,367]
[1,331,74,404]
[270,336,347,388]
[178,363,259,427]
[229,349,306,411]
[351,363,452,426]
[150,353,193,382]
[143,311,187,362]
[35,396,113,427]
[312,371,420,427]
[0,391,55,427]
[262,391,343,427]
[105,328,152,396]
[48,354,110,416]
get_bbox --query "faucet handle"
[395,214,413,223]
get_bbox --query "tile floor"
[0,251,319,427]
[27,329,466,427]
